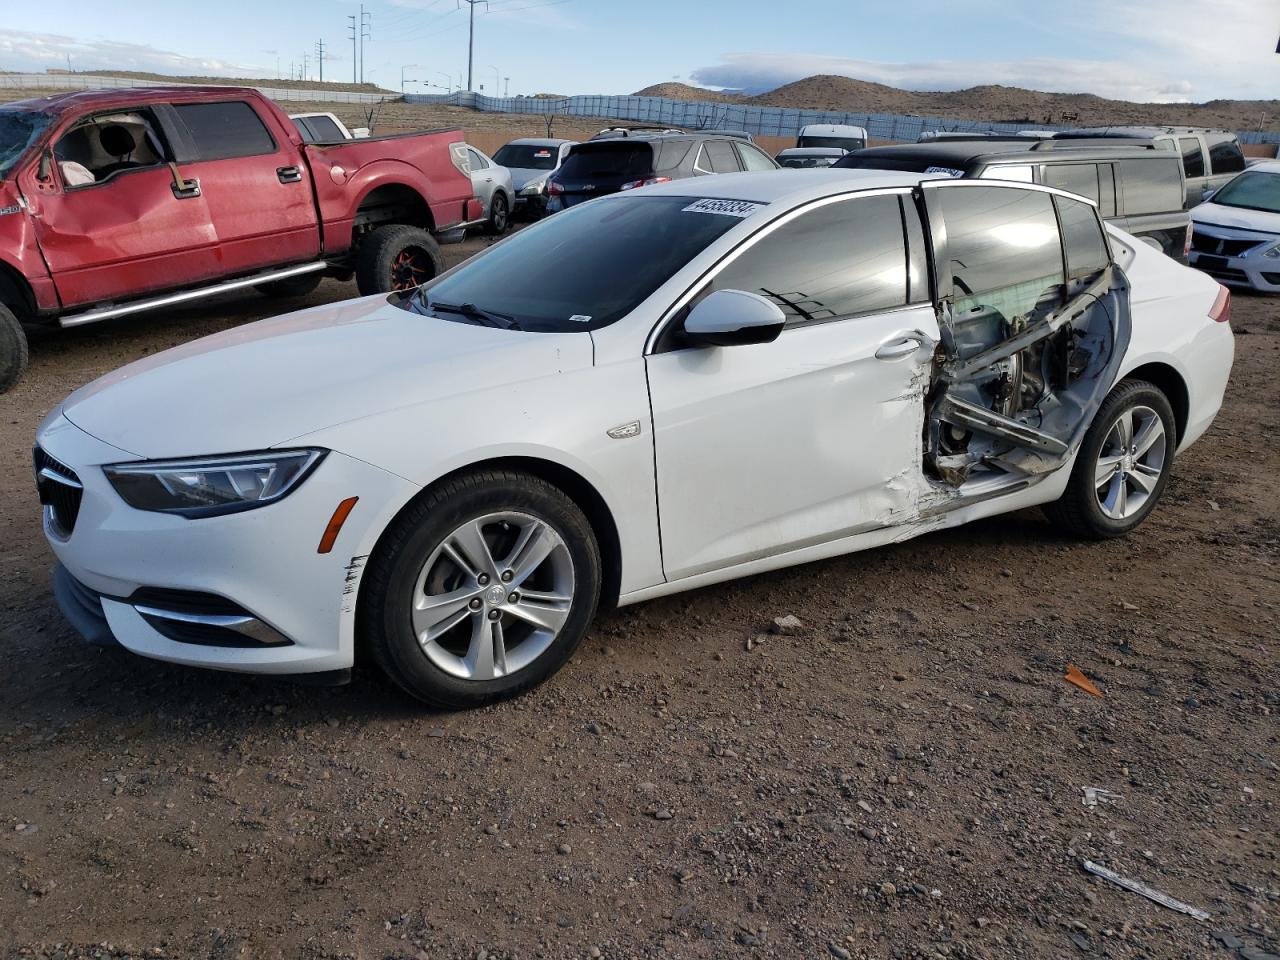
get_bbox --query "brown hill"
[634,74,1279,132]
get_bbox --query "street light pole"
[401,64,420,95]
[490,65,500,97]
[437,71,452,93]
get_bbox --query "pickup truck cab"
[0,86,482,392]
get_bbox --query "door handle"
[277,166,303,184]
[875,334,926,360]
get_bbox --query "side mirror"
[1202,188,1216,201]
[683,289,786,347]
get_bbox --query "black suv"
[545,132,779,213]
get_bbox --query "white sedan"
[36,170,1235,708]
[1189,159,1280,293]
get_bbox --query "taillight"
[1209,284,1231,324]
[449,142,471,176]
[546,180,563,196]
[619,176,672,191]
[1184,222,1193,258]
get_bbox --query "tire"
[1043,380,1177,539]
[360,470,602,709]
[484,191,510,236]
[0,303,29,394]
[254,273,322,299]
[355,224,444,296]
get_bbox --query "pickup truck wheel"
[357,225,444,295]
[0,304,29,394]
[255,273,322,299]
[485,192,510,236]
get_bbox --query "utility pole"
[315,39,325,83]
[360,4,372,85]
[458,0,488,91]
[401,64,419,95]
[347,14,358,84]
[302,51,310,82]
[504,76,509,97]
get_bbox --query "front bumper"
[36,413,419,675]
[1189,225,1280,293]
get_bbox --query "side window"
[938,185,1064,322]
[467,148,489,170]
[692,144,714,176]
[1177,137,1205,178]
[1206,134,1245,175]
[1116,158,1184,215]
[704,140,741,173]
[307,116,345,142]
[173,101,276,161]
[737,143,776,171]
[1097,164,1117,218]
[53,108,171,188]
[705,194,908,327]
[1043,163,1100,205]
[1054,196,1110,282]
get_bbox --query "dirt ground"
[0,227,1278,960]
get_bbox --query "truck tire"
[356,225,444,295]
[0,304,29,394]
[255,273,322,299]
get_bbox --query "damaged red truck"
[0,86,483,392]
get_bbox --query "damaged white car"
[36,171,1234,708]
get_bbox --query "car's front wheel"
[361,470,602,708]
[1044,380,1176,538]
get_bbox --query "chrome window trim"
[643,186,923,356]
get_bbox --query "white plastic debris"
[1082,786,1124,808]
[1082,860,1210,922]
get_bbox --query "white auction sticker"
[569,314,593,323]
[682,198,764,218]
[924,166,966,178]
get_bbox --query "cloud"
[0,29,267,77]
[691,0,1279,103]
[691,53,1200,103]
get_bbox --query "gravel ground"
[0,242,1277,959]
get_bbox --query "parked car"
[289,111,369,142]
[1188,160,1280,292]
[36,170,1233,708]
[1052,127,1247,207]
[463,144,514,235]
[796,123,868,152]
[491,138,577,218]
[775,147,845,169]
[545,132,778,212]
[835,142,1191,261]
[0,86,482,393]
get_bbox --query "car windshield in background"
[0,110,54,177]
[780,157,838,168]
[557,143,653,179]
[835,155,936,173]
[1210,171,1280,214]
[403,196,748,332]
[493,144,559,169]
[797,136,861,150]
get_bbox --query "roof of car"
[799,123,869,134]
[2,85,266,115]
[1057,125,1234,137]
[777,147,848,157]
[505,137,576,147]
[1245,159,1280,174]
[843,142,1174,166]
[576,131,748,146]
[634,168,939,206]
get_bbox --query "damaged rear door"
[919,181,1130,501]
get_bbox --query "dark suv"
[545,133,779,213]
[835,141,1191,261]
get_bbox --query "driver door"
[645,192,938,581]
[22,106,219,308]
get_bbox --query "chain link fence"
[0,73,394,104]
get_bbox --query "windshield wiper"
[426,299,522,331]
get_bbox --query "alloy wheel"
[1094,404,1167,520]
[411,511,575,681]
[390,247,433,290]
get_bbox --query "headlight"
[103,449,326,517]
[520,180,545,196]
[1262,242,1280,259]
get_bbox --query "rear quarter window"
[1054,195,1110,282]
[173,101,276,161]
[1206,135,1245,175]
[1116,158,1184,215]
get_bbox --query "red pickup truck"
[0,86,483,391]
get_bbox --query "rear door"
[647,192,937,579]
[1113,157,1189,259]
[692,139,742,176]
[24,105,220,308]
[1176,135,1210,206]
[168,99,319,273]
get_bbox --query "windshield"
[403,196,747,332]
[0,110,54,177]
[494,144,560,170]
[1210,170,1280,214]
[780,156,838,168]
[797,135,862,151]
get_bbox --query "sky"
[0,0,1277,104]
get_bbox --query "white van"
[796,123,868,152]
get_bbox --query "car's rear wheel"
[361,470,601,708]
[0,303,29,394]
[356,224,444,295]
[254,273,322,299]
[485,192,510,236]
[1044,380,1176,539]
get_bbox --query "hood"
[61,294,594,459]
[1191,201,1280,235]
[506,166,551,191]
